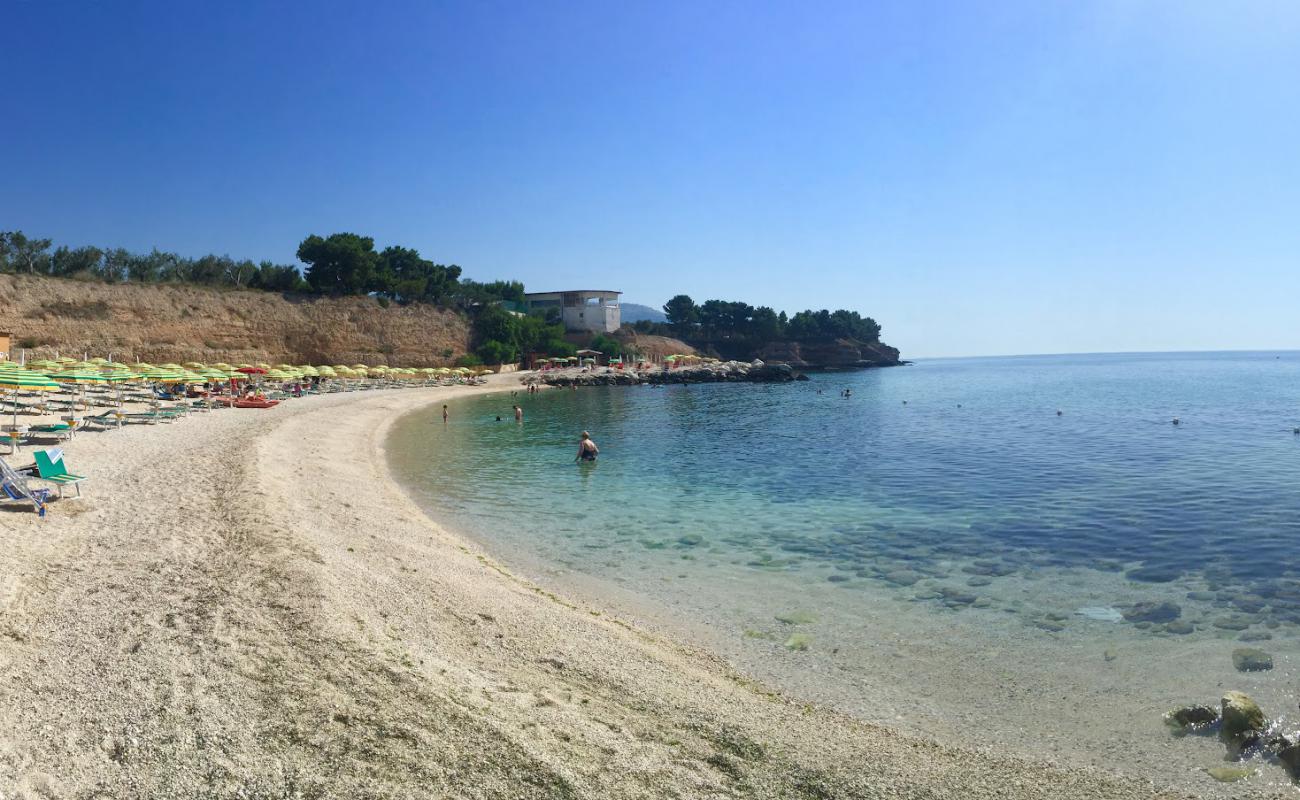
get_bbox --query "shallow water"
[389,352,1300,795]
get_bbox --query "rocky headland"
[756,338,903,369]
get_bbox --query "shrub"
[454,353,483,367]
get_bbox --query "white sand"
[0,378,1190,798]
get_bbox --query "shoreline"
[0,379,1185,798]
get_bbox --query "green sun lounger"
[32,449,87,499]
[26,422,76,441]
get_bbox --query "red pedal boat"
[233,398,280,409]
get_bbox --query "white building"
[523,290,622,334]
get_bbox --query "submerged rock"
[1125,565,1184,583]
[1122,601,1181,623]
[1232,648,1274,672]
[1166,704,1219,729]
[1205,766,1255,783]
[783,633,812,651]
[938,588,977,607]
[1275,736,1300,776]
[1077,606,1123,623]
[676,533,703,547]
[1213,616,1252,631]
[1221,691,1267,740]
[882,569,921,586]
[774,610,817,625]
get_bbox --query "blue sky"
[3,1,1298,357]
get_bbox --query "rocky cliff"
[0,273,471,366]
[757,338,902,369]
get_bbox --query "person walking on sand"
[442,404,449,423]
[514,404,523,422]
[575,431,599,462]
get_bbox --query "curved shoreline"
[0,381,1184,798]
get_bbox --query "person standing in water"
[442,404,449,423]
[575,431,599,462]
[514,404,523,422]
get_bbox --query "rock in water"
[1275,736,1300,777]
[783,633,812,651]
[1205,766,1255,782]
[1166,704,1219,729]
[1232,648,1274,672]
[1077,606,1123,623]
[1122,601,1181,623]
[1220,691,1267,740]
[774,610,816,625]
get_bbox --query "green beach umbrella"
[0,370,61,430]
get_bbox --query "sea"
[387,351,1300,796]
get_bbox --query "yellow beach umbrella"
[0,370,61,429]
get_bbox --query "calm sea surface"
[388,352,1300,794]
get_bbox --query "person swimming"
[575,431,599,462]
[514,405,523,422]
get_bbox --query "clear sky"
[3,1,1298,357]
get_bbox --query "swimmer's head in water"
[580,431,590,440]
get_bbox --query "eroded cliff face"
[756,338,902,368]
[0,274,471,366]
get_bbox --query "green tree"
[251,262,306,292]
[589,334,623,358]
[663,294,698,336]
[750,306,783,343]
[49,245,104,277]
[6,232,53,274]
[98,248,133,282]
[296,233,379,295]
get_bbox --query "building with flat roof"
[523,290,621,333]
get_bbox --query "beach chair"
[82,411,124,430]
[31,449,87,499]
[25,421,77,441]
[0,455,51,515]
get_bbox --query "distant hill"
[620,302,667,324]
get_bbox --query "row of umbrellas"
[0,358,495,429]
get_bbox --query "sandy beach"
[0,377,1188,799]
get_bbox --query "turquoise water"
[389,352,1300,793]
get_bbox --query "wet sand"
[0,378,1188,798]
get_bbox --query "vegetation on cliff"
[1,230,897,366]
[633,294,893,364]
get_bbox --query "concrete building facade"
[523,290,622,334]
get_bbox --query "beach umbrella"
[236,367,266,375]
[52,368,108,412]
[0,370,61,430]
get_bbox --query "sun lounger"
[25,422,77,442]
[31,449,86,499]
[0,455,51,515]
[82,411,124,430]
